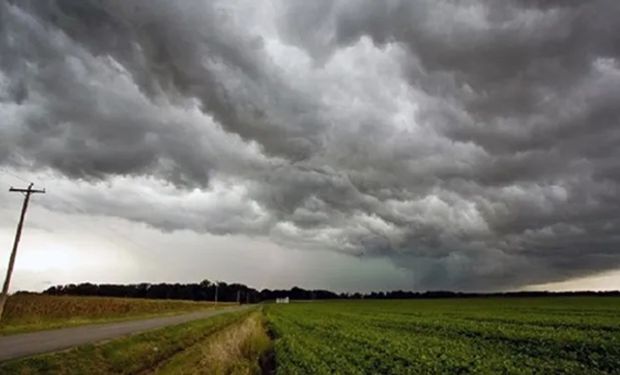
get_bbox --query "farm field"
[266,298,620,374]
[2,296,620,374]
[0,294,229,335]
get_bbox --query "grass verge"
[0,309,255,374]
[153,311,273,375]
[0,294,229,335]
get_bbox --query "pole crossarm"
[9,187,46,194]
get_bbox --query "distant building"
[276,297,290,304]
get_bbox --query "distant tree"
[41,281,620,302]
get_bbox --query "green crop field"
[266,298,620,374]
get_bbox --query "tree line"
[40,280,620,302]
[42,281,341,303]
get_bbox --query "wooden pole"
[0,183,45,319]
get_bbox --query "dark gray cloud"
[1,0,620,291]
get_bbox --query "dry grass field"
[0,294,229,334]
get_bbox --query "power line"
[37,182,154,255]
[1,171,159,278]
[0,169,32,184]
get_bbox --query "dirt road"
[0,305,252,362]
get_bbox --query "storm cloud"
[1,0,620,290]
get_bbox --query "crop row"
[266,298,620,374]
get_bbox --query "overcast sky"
[1,0,620,293]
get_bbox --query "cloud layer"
[1,0,620,290]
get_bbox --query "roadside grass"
[0,308,256,375]
[154,311,272,375]
[0,294,230,335]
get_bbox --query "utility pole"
[215,283,219,304]
[0,183,45,319]
[236,289,241,304]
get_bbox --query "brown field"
[0,294,231,334]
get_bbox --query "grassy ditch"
[154,311,273,374]
[0,294,229,335]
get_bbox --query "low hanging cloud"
[1,0,620,290]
